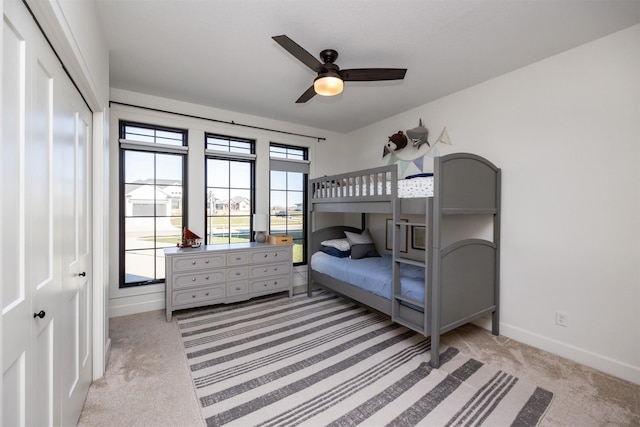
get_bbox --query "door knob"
[33,310,46,319]
[78,272,86,277]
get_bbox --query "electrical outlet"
[556,311,569,327]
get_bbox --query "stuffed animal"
[407,119,430,148]
[383,131,408,157]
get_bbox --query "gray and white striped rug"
[177,291,552,426]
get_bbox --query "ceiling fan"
[272,35,407,103]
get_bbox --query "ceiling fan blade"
[272,35,323,72]
[295,85,317,103]
[341,68,407,81]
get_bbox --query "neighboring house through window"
[205,134,256,244]
[270,143,308,265]
[120,121,187,287]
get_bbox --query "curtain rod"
[109,101,326,142]
[22,0,92,112]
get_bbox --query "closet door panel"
[2,4,31,425]
[32,320,55,427]
[59,84,93,425]
[28,36,62,427]
[2,354,26,427]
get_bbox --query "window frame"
[269,143,309,266]
[119,120,188,288]
[204,133,256,245]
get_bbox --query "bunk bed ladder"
[391,197,429,335]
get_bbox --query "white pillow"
[320,238,350,252]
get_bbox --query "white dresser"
[164,243,293,321]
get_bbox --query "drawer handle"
[205,259,209,264]
[235,287,241,291]
[275,281,278,285]
[274,253,278,257]
[205,276,209,280]
[236,272,241,276]
[192,277,196,281]
[205,292,209,296]
[274,267,278,271]
[264,254,268,258]
[192,260,196,265]
[192,294,196,298]
[264,268,267,272]
[263,283,268,287]
[235,257,241,261]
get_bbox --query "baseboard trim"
[500,323,640,385]
[110,283,311,319]
[109,295,164,318]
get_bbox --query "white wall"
[345,25,640,383]
[108,89,348,316]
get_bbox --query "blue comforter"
[310,252,425,303]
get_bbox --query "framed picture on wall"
[386,218,408,253]
[411,226,426,250]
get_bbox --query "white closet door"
[2,4,33,424]
[58,78,93,425]
[2,3,62,424]
[2,0,93,425]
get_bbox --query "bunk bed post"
[426,197,434,340]
[492,169,502,335]
[391,196,401,320]
[429,156,444,368]
[307,180,314,297]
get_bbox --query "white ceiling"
[96,0,640,133]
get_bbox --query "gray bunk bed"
[306,152,501,368]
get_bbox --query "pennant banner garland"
[413,156,424,173]
[383,126,452,173]
[398,160,411,176]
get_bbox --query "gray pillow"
[344,229,380,259]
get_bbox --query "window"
[269,143,309,265]
[120,122,187,287]
[205,134,255,244]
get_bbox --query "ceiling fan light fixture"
[314,74,344,96]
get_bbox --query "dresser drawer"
[227,280,248,296]
[227,266,248,281]
[165,243,293,322]
[250,248,290,264]
[173,254,225,272]
[172,270,225,289]
[172,285,225,305]
[249,262,290,278]
[250,275,290,293]
[227,251,249,266]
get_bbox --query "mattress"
[310,252,425,304]
[314,176,433,199]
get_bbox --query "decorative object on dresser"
[253,213,268,243]
[267,234,293,245]
[178,227,202,248]
[164,242,293,321]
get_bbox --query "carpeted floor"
[78,291,640,426]
[178,292,552,426]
